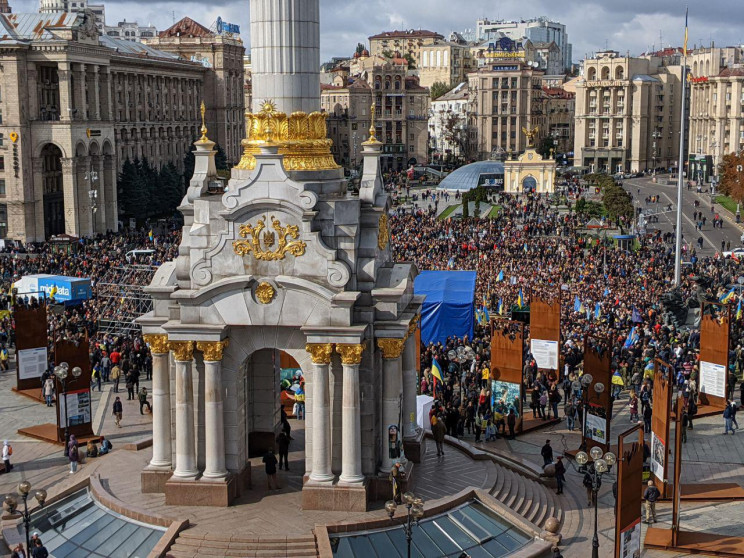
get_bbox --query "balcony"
[407,114,428,120]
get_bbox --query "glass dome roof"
[438,161,505,192]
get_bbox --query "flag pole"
[674,9,689,287]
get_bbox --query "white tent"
[416,394,435,431]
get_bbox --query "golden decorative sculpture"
[522,126,539,148]
[377,214,390,250]
[336,343,366,365]
[143,334,169,355]
[199,101,209,143]
[406,315,420,340]
[168,341,195,362]
[237,99,339,171]
[363,103,380,145]
[233,216,307,261]
[377,338,406,360]
[255,282,276,304]
[196,340,230,362]
[306,343,334,365]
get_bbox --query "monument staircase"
[165,533,319,558]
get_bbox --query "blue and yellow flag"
[497,270,504,282]
[498,298,504,316]
[738,298,742,321]
[517,288,524,308]
[431,358,444,384]
[683,7,689,56]
[720,287,736,304]
[148,229,154,242]
[594,303,601,320]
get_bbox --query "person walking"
[541,439,553,466]
[30,539,48,558]
[554,456,566,495]
[100,353,111,383]
[431,414,446,457]
[43,377,55,407]
[506,408,516,439]
[125,371,135,401]
[643,480,661,523]
[138,388,152,415]
[565,398,575,431]
[111,364,121,393]
[2,440,12,472]
[68,435,79,474]
[91,365,102,392]
[643,403,652,433]
[112,396,123,428]
[262,448,278,490]
[724,401,736,434]
[276,430,291,471]
[629,393,639,423]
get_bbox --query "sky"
[10,0,744,63]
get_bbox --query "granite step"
[167,533,318,558]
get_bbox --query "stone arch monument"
[139,0,423,511]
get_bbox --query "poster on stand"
[585,405,607,445]
[530,339,558,370]
[18,347,47,380]
[490,380,521,417]
[58,389,92,427]
[618,518,642,558]
[650,431,665,481]
[699,360,726,399]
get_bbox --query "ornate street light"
[385,491,425,558]
[3,482,47,556]
[54,363,80,456]
[576,449,616,558]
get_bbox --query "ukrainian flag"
[517,288,524,308]
[720,288,736,304]
[738,298,742,321]
[595,303,601,320]
[497,270,504,282]
[431,358,444,384]
[498,298,504,315]
[148,229,154,242]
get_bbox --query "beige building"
[368,29,443,62]
[418,40,474,89]
[541,86,575,155]
[145,17,245,165]
[574,50,684,174]
[687,46,744,181]
[468,60,545,159]
[320,78,373,170]
[0,11,243,242]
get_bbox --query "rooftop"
[369,29,443,40]
[439,161,505,192]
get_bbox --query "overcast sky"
[11,0,744,63]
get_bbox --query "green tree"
[536,136,556,159]
[215,143,229,171]
[355,43,366,56]
[430,81,454,100]
[403,52,416,69]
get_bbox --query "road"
[624,174,743,257]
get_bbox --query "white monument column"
[249,0,321,114]
[197,341,229,479]
[402,335,419,439]
[307,344,334,483]
[336,344,365,485]
[378,338,405,473]
[170,341,198,478]
[143,335,172,468]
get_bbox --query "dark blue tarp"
[414,271,476,345]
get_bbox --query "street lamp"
[3,481,47,557]
[651,130,661,179]
[576,448,617,558]
[54,363,82,456]
[385,491,425,558]
[85,170,99,236]
[448,346,476,403]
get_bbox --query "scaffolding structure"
[96,265,158,336]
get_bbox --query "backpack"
[7,445,11,456]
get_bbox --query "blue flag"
[594,303,601,320]
[497,270,504,282]
[574,296,581,312]
[632,307,643,323]
[624,326,637,349]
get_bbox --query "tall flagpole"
[674,9,689,287]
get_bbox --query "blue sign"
[493,65,519,71]
[37,276,92,303]
[216,17,240,35]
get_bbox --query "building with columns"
[0,10,244,242]
[139,0,423,511]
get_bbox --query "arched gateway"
[138,0,422,513]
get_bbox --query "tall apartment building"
[0,10,243,242]
[418,39,475,88]
[320,78,373,170]
[476,17,572,71]
[429,82,470,161]
[368,29,443,62]
[40,0,105,28]
[687,46,744,182]
[574,50,684,174]
[468,43,545,159]
[540,87,575,155]
[145,18,245,165]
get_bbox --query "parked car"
[723,247,744,259]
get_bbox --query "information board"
[530,339,558,370]
[650,431,665,482]
[18,347,47,381]
[699,360,726,399]
[618,518,641,558]
[58,389,92,426]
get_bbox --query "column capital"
[306,343,333,365]
[405,315,420,340]
[378,338,405,360]
[168,340,194,362]
[196,340,230,362]
[143,334,169,355]
[336,342,366,365]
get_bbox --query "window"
[0,134,4,147]
[0,158,4,171]
[409,145,414,152]
[0,179,5,195]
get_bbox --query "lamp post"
[54,363,82,456]
[85,170,98,236]
[576,448,617,558]
[651,129,661,180]
[447,345,476,403]
[3,481,47,557]
[385,491,425,558]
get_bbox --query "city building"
[418,39,475,89]
[476,17,572,71]
[541,86,575,156]
[39,0,105,29]
[687,46,744,182]
[144,17,245,164]
[321,78,373,170]
[243,54,252,112]
[429,82,471,163]
[368,29,443,61]
[468,38,545,159]
[0,10,242,242]
[573,50,684,174]
[104,19,158,42]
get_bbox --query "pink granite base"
[301,480,369,512]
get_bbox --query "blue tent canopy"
[414,271,477,345]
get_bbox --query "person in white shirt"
[2,440,12,472]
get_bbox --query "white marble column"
[378,338,405,473]
[402,335,418,439]
[306,344,334,483]
[170,341,198,478]
[196,341,229,479]
[336,344,365,485]
[144,335,171,468]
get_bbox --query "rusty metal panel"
[699,302,730,410]
[54,339,94,442]
[14,302,48,391]
[614,424,644,558]
[651,359,674,497]
[490,319,524,385]
[582,335,612,454]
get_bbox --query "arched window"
[615,66,624,80]
[423,51,429,67]
[436,51,441,67]
[587,67,596,81]
[443,50,449,67]
[601,66,610,80]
